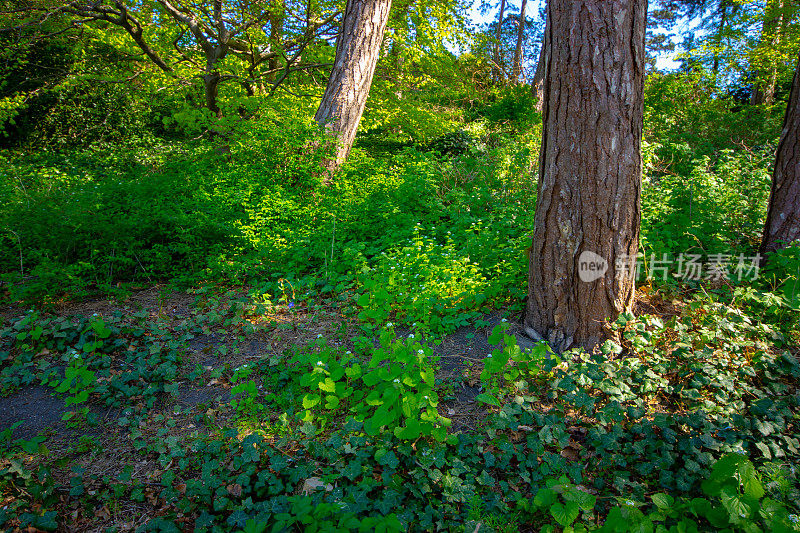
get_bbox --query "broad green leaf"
[475,393,500,407]
[302,394,320,409]
[319,377,337,393]
[393,419,421,440]
[550,501,580,527]
[324,395,340,410]
[651,493,674,510]
[533,487,557,508]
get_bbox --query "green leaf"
[601,340,623,355]
[550,501,580,527]
[65,390,89,406]
[345,364,363,379]
[394,419,421,440]
[755,442,772,459]
[364,416,382,436]
[570,489,597,511]
[534,487,557,508]
[302,394,320,409]
[356,293,371,307]
[475,393,501,407]
[324,395,340,410]
[720,487,750,522]
[651,493,674,510]
[375,449,399,469]
[742,475,765,500]
[319,377,337,393]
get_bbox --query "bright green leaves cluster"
[292,327,453,442]
[475,323,553,408]
[355,228,488,334]
[230,364,265,418]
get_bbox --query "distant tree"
[524,0,647,352]
[760,51,800,258]
[512,0,527,82]
[5,0,340,116]
[750,0,800,105]
[492,0,507,82]
[314,0,392,172]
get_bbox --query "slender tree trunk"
[268,0,284,82]
[531,10,548,112]
[760,52,800,258]
[512,0,528,83]
[751,0,786,106]
[493,0,507,83]
[524,0,647,353]
[712,1,729,76]
[314,0,392,172]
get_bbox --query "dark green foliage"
[424,130,477,156]
[467,84,542,129]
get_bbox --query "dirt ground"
[0,286,537,444]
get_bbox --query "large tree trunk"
[314,0,392,172]
[523,0,647,353]
[760,51,800,258]
[512,0,528,83]
[493,0,507,83]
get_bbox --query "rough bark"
[760,52,800,258]
[524,0,646,353]
[314,0,392,171]
[512,0,528,83]
[493,0,507,83]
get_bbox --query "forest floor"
[0,286,533,531]
[1,285,797,532]
[0,285,524,441]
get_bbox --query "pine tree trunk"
[524,0,646,353]
[493,0,507,83]
[760,52,800,258]
[512,0,528,82]
[314,0,392,172]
